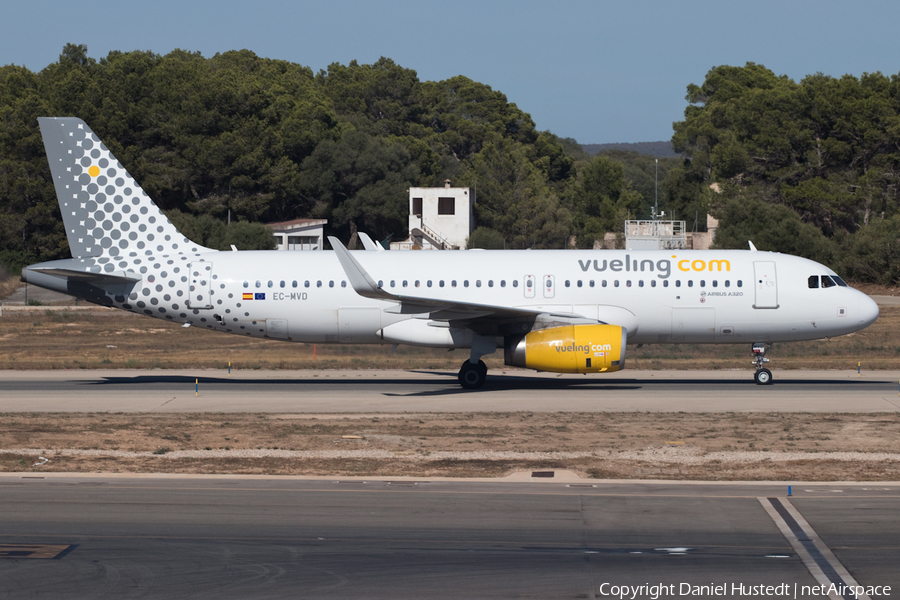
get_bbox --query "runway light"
[195,378,198,397]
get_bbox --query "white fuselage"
[63,247,874,348]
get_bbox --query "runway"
[0,474,896,599]
[0,369,899,412]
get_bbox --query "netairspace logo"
[597,582,892,599]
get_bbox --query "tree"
[569,155,642,247]
[299,129,418,246]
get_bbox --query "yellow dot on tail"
[88,165,100,177]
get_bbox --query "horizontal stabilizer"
[30,267,141,285]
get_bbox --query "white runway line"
[760,496,870,600]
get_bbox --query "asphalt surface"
[0,475,896,599]
[0,369,898,412]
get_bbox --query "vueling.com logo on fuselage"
[577,254,731,279]
[554,343,612,354]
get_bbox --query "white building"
[266,218,327,251]
[623,215,718,250]
[391,180,474,250]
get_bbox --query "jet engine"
[504,324,627,374]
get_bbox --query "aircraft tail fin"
[38,117,212,259]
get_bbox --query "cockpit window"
[808,275,819,289]
[833,276,849,287]
[821,275,837,288]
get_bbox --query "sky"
[2,0,899,144]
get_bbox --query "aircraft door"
[186,262,213,309]
[524,275,535,298]
[543,275,555,298]
[753,261,779,309]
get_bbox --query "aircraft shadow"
[80,373,892,399]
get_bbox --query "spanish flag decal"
[242,293,253,300]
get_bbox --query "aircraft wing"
[329,237,592,333]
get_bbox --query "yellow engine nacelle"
[504,324,627,374]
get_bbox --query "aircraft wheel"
[459,360,487,389]
[754,368,773,385]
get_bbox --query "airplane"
[21,117,880,389]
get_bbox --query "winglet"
[358,232,384,251]
[328,236,394,300]
[748,240,758,251]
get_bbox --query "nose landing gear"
[752,343,773,385]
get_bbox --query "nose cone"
[858,293,880,329]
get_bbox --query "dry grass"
[1,412,898,481]
[0,276,20,301]
[1,306,899,370]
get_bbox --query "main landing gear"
[752,342,773,385]
[458,360,488,389]
[457,335,496,389]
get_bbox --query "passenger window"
[255,280,261,288]
[737,280,743,288]
[614,280,620,288]
[476,280,481,287]
[590,280,595,288]
[402,280,408,288]
[329,281,334,288]
[500,280,506,287]
[390,280,396,288]
[304,280,310,288]
[565,280,570,287]
[626,280,631,287]
[725,280,730,288]
[546,280,552,289]
[378,280,383,288]
[452,280,457,287]
[651,280,656,288]
[526,279,532,288]
[415,280,420,287]
[512,280,518,288]
[317,281,322,288]
[712,280,718,288]
[243,281,249,288]
[577,280,583,288]
[464,280,469,287]
[700,280,705,287]
[280,281,285,288]
[602,280,607,288]
[439,280,445,287]
[268,281,273,288]
[638,280,644,287]
[341,281,347,288]
[676,280,681,288]
[688,280,693,287]
[663,280,669,287]
[427,280,432,287]
[488,280,493,287]
[292,281,298,288]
